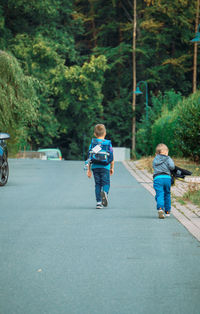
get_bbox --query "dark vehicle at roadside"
[0,133,10,186]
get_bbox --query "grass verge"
[180,185,200,207]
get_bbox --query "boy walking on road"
[153,143,175,219]
[87,124,114,209]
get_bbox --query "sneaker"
[158,209,165,219]
[165,211,171,217]
[96,203,103,209]
[101,191,108,207]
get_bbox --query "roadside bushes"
[175,91,200,160]
[136,90,200,160]
[136,122,153,156]
[151,110,179,156]
[136,90,182,156]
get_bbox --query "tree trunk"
[118,19,123,97]
[193,0,200,93]
[89,0,97,48]
[132,0,136,152]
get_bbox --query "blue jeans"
[92,168,110,203]
[153,176,171,212]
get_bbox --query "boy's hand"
[87,169,92,178]
[110,168,114,175]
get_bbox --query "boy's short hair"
[156,143,169,154]
[94,124,106,137]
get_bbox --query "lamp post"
[191,23,200,93]
[191,24,200,43]
[134,81,148,121]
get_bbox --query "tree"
[0,50,38,151]
[0,0,198,158]
[75,0,134,150]
[0,0,82,151]
[52,55,108,159]
[138,0,196,95]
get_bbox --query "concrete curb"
[123,160,200,242]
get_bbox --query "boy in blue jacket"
[153,143,175,219]
[87,124,114,209]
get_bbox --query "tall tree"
[139,0,196,95]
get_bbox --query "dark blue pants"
[92,168,110,203]
[153,176,171,212]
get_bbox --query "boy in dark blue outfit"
[153,143,175,219]
[87,124,114,209]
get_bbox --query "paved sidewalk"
[124,160,200,242]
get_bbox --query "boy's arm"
[86,142,92,178]
[87,163,92,178]
[108,143,114,175]
[110,160,114,175]
[167,157,175,170]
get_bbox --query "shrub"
[175,92,200,160]
[151,91,200,160]
[136,122,153,156]
[136,89,182,156]
[151,109,179,156]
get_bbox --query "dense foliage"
[0,50,38,152]
[0,0,199,158]
[175,92,200,160]
[136,90,182,156]
[138,90,200,160]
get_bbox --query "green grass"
[173,182,200,207]
[181,189,200,207]
[174,197,186,205]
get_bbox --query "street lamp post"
[134,81,148,121]
[191,24,200,43]
[191,23,200,93]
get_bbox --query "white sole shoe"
[101,191,108,207]
[158,209,165,219]
[96,203,103,209]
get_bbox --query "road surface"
[0,159,200,314]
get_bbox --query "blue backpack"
[88,138,113,165]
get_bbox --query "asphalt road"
[0,159,200,314]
